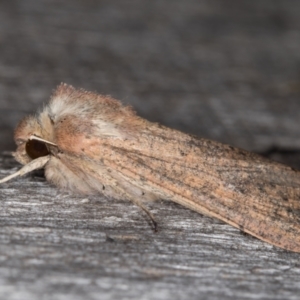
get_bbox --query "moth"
[1,83,300,252]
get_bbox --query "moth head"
[13,115,51,165]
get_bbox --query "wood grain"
[1,152,300,300]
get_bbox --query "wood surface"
[1,1,300,299]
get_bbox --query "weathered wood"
[1,152,300,300]
[1,0,300,299]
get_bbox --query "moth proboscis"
[1,83,300,252]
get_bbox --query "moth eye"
[25,139,50,159]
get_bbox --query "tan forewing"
[57,121,300,252]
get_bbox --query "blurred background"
[1,0,300,163]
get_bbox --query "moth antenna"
[0,156,50,184]
[29,135,57,147]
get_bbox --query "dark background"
[1,0,300,158]
[1,1,300,300]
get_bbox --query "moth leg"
[130,198,158,232]
[113,185,158,232]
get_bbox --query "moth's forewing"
[68,124,300,252]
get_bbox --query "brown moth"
[1,83,300,252]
